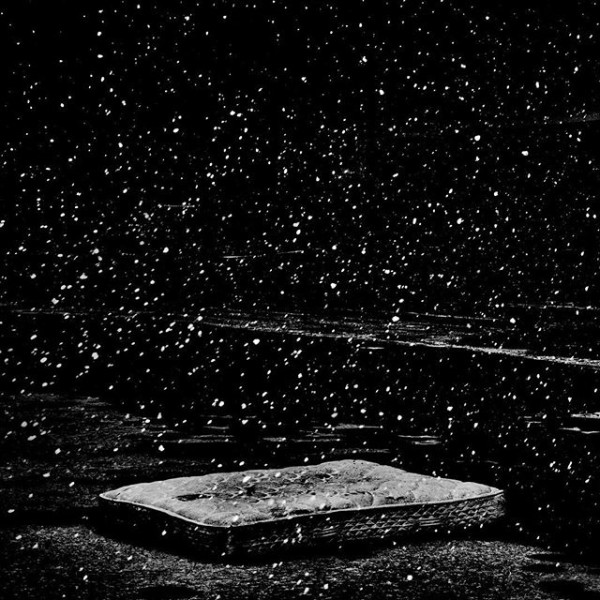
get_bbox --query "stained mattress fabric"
[101,460,501,527]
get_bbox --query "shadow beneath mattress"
[91,511,508,564]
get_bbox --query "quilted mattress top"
[101,460,501,527]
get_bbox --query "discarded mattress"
[99,459,504,557]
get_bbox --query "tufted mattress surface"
[101,460,501,527]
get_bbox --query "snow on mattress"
[100,460,503,537]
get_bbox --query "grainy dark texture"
[4,525,600,600]
[1,393,600,599]
[2,1,600,598]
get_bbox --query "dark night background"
[3,4,600,597]
[2,1,599,317]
